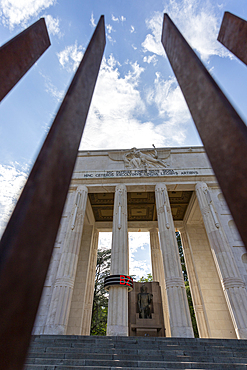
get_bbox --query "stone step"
[24,362,247,369]
[27,350,247,362]
[26,355,247,368]
[28,344,247,356]
[27,347,247,357]
[25,335,247,370]
[30,336,247,349]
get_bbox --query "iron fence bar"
[0,15,105,370]
[218,11,247,66]
[161,13,247,250]
[0,18,50,102]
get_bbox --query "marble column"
[196,182,247,339]
[44,185,88,334]
[107,184,129,336]
[155,183,194,338]
[179,225,210,338]
[150,228,171,337]
[81,229,99,335]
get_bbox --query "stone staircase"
[25,335,247,369]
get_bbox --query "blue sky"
[0,0,247,277]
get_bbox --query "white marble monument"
[33,146,247,339]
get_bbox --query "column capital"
[155,182,167,192]
[115,184,127,192]
[195,181,208,192]
[149,227,159,234]
[76,184,88,192]
[178,224,186,234]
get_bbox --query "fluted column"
[81,229,99,335]
[179,225,210,338]
[107,184,129,336]
[150,228,171,337]
[44,185,88,334]
[196,182,247,339]
[155,183,194,337]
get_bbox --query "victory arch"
[33,146,247,340]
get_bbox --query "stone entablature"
[73,146,211,173]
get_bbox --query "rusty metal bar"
[161,14,247,249]
[218,12,247,66]
[0,16,105,370]
[0,18,50,102]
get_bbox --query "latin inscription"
[79,169,199,179]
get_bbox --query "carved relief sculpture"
[109,145,171,169]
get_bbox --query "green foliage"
[176,232,199,338]
[90,249,111,336]
[185,281,199,338]
[176,232,188,281]
[138,273,153,282]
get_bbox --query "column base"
[107,325,128,336]
[43,325,67,335]
[236,328,247,339]
[170,326,194,338]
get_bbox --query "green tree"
[90,249,111,335]
[138,273,153,282]
[176,232,199,337]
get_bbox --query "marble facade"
[33,146,247,339]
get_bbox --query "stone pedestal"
[196,182,247,339]
[149,228,171,337]
[44,185,88,335]
[179,226,210,338]
[128,282,165,337]
[107,184,129,336]
[155,183,194,338]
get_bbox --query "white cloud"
[39,71,64,101]
[132,44,137,50]
[57,41,83,72]
[111,14,126,23]
[129,232,152,280]
[90,12,96,27]
[146,73,191,145]
[106,24,116,43]
[45,14,61,36]
[0,162,28,237]
[130,25,135,33]
[106,24,113,33]
[0,0,57,29]
[98,232,112,250]
[98,232,152,281]
[106,34,116,44]
[142,0,231,61]
[142,11,165,56]
[80,55,168,149]
[143,55,158,65]
[111,14,119,22]
[81,54,190,150]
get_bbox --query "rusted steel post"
[0,18,50,102]
[161,14,247,249]
[218,12,247,66]
[0,16,105,370]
